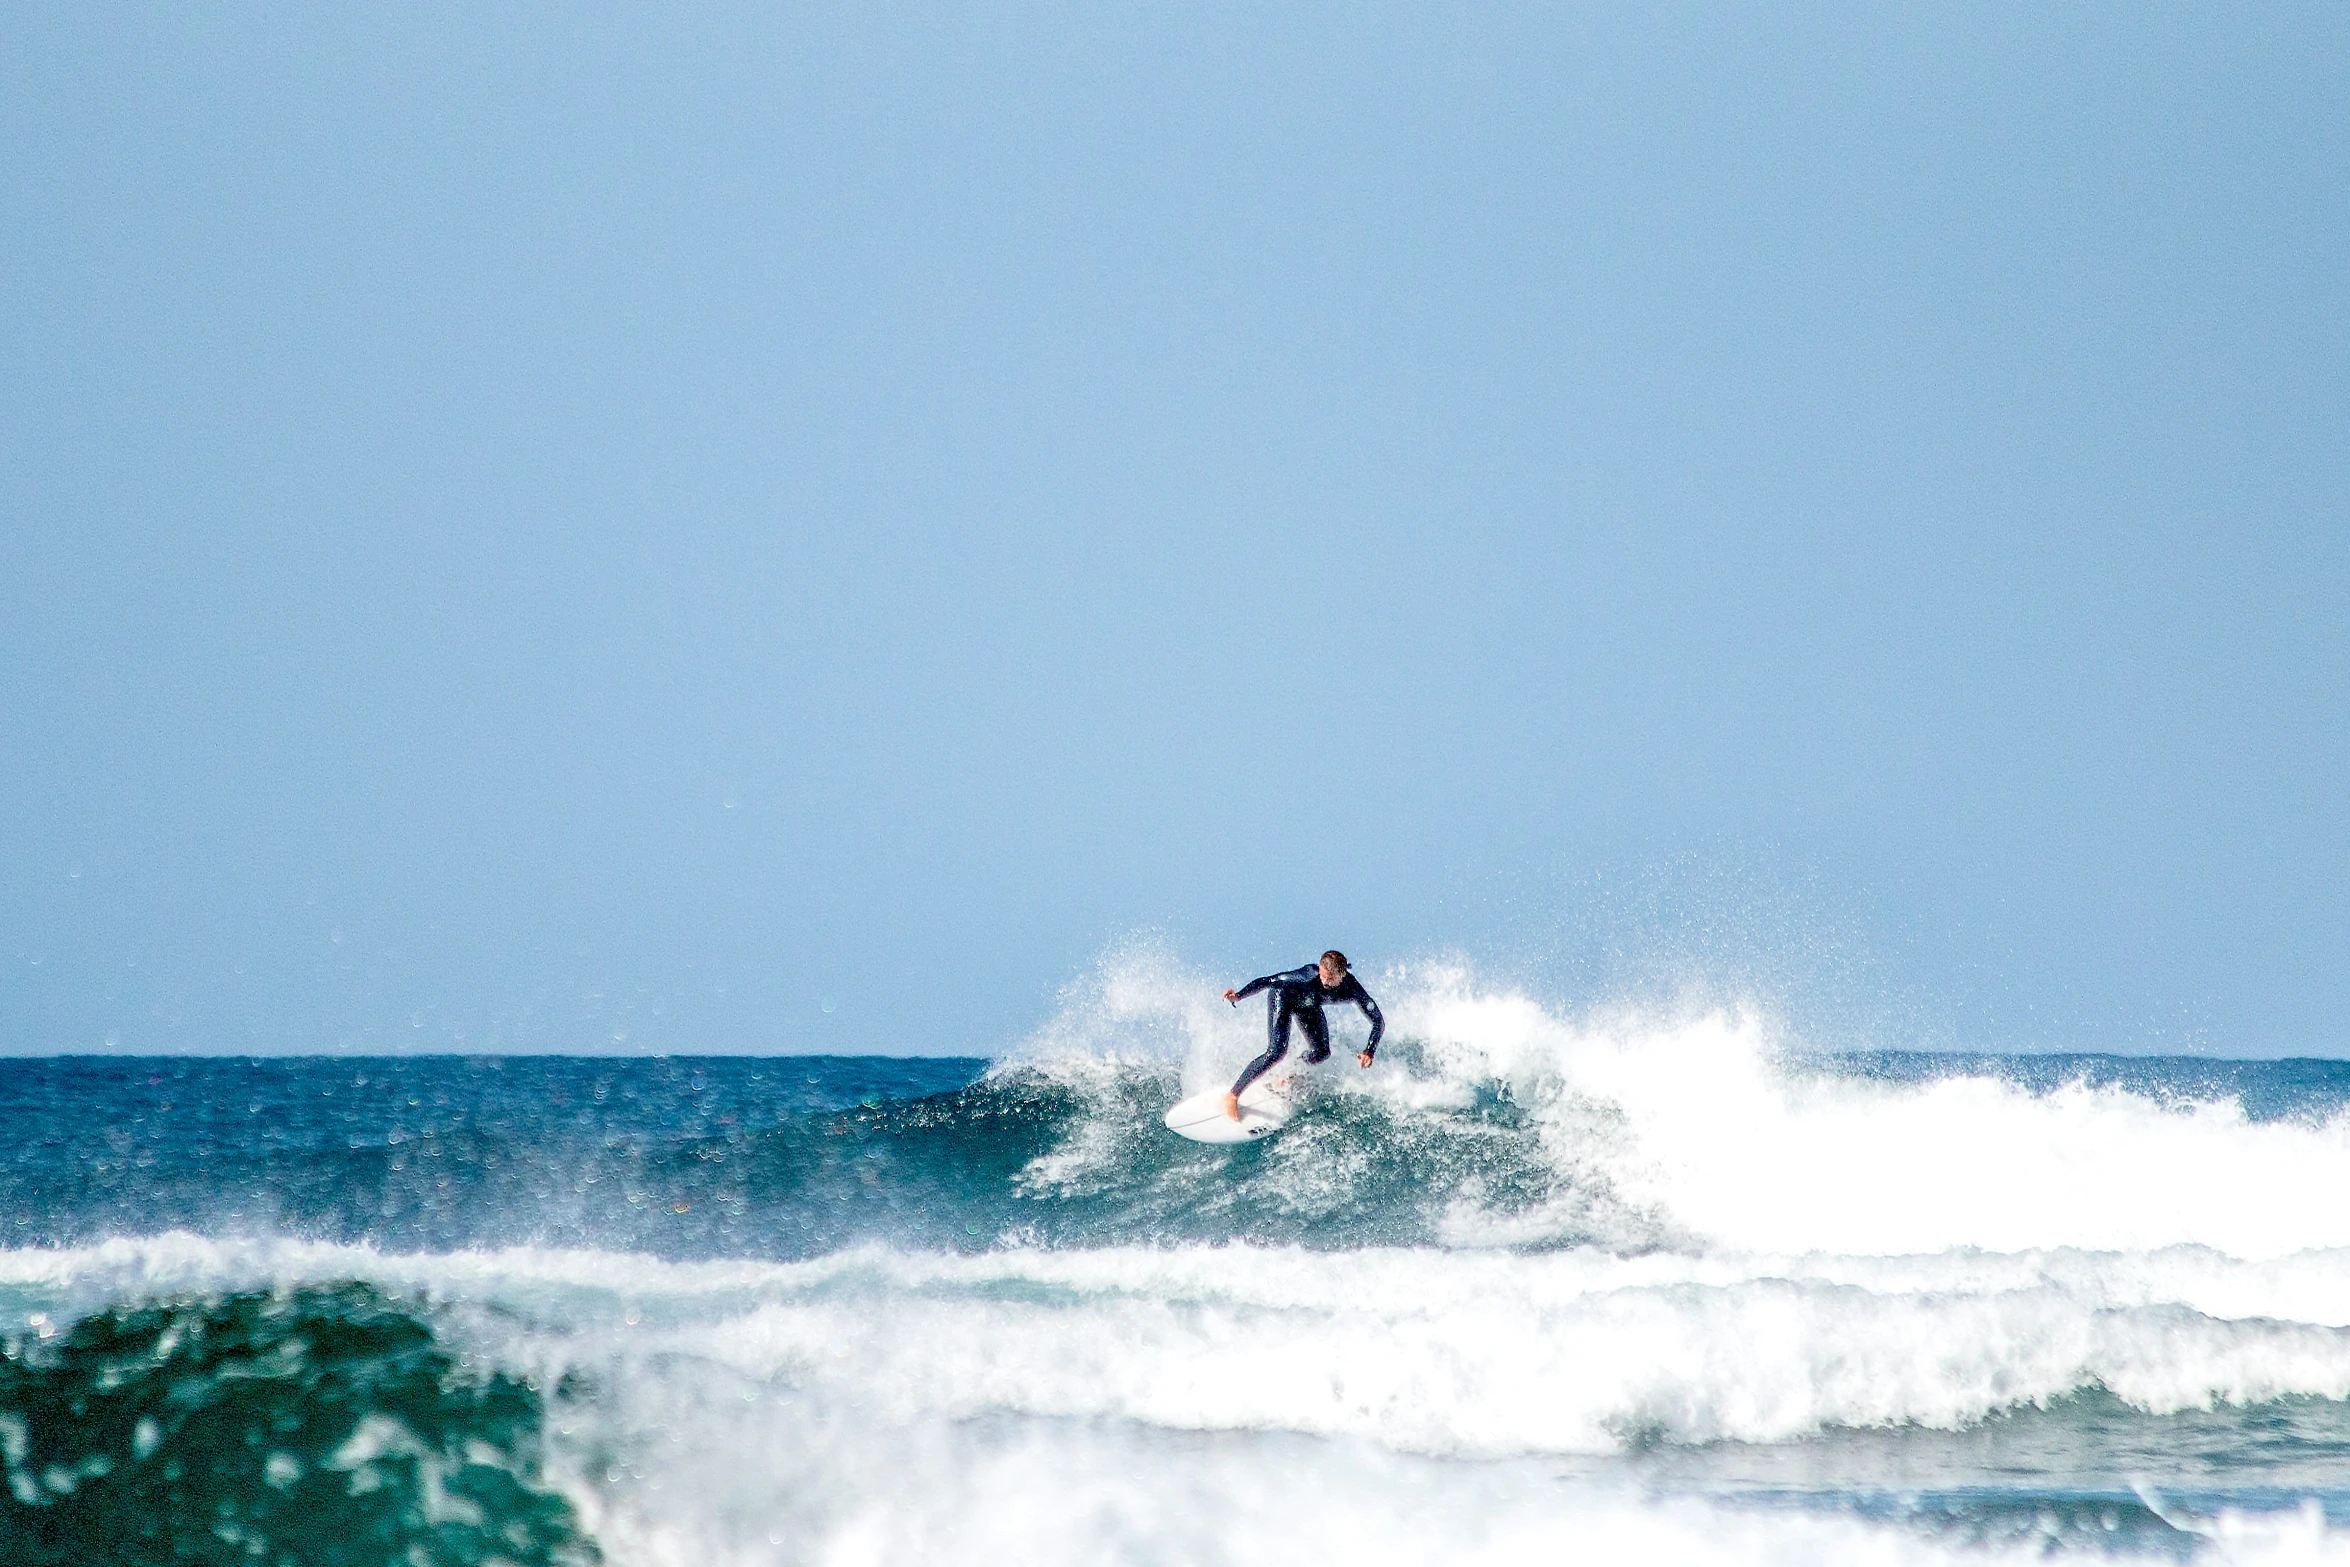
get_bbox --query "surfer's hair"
[1320,950,1349,972]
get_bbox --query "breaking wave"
[16,951,2350,1561]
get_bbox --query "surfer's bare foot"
[1223,1091,1242,1120]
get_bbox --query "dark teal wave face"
[0,1283,593,1567]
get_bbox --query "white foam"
[570,1417,2126,1567]
[17,1234,2350,1563]
[533,1358,2350,1567]
[16,1234,2350,1457]
[679,1243,2350,1454]
[1519,1001,2350,1259]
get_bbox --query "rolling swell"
[0,1282,591,1567]
[0,1056,992,1260]
[0,1052,1627,1257]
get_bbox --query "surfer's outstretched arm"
[1224,966,1315,1006]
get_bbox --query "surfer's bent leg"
[1231,1001,1295,1098]
[1295,1005,1331,1064]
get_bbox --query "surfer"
[1220,950,1383,1120]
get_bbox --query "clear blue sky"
[4,4,2345,1056]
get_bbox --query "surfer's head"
[1319,950,1349,986]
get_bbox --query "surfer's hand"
[1222,989,1239,1005]
[1357,1051,1375,1069]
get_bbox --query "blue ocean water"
[10,962,2350,1565]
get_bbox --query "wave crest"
[1002,951,2350,1258]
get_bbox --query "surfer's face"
[1319,957,1347,988]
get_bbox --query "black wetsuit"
[1229,966,1385,1097]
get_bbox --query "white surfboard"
[1163,1072,1300,1144]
